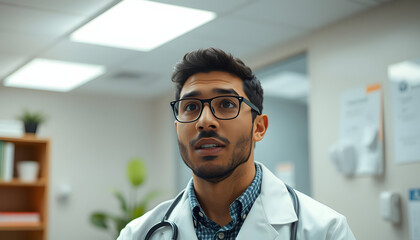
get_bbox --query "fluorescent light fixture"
[388,60,420,84]
[4,58,105,92]
[260,71,310,100]
[70,0,216,51]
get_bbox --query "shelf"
[0,179,46,187]
[0,136,49,144]
[0,222,43,231]
[0,136,49,240]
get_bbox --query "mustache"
[190,131,230,147]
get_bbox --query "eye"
[221,99,236,109]
[184,102,199,112]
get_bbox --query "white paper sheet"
[339,84,383,176]
[388,60,420,164]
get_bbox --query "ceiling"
[0,0,389,99]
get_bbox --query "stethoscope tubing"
[144,190,184,240]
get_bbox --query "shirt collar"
[188,163,262,226]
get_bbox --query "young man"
[118,48,356,240]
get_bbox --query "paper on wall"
[338,83,383,176]
[388,60,420,164]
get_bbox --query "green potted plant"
[16,109,47,135]
[90,157,160,238]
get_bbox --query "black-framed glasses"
[170,95,261,123]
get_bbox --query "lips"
[194,138,226,156]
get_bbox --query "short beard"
[178,125,254,183]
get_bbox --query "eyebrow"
[214,88,239,96]
[181,88,239,99]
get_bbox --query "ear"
[253,114,268,142]
[174,121,178,132]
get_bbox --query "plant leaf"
[16,108,47,124]
[132,205,146,220]
[127,158,146,187]
[90,212,109,229]
[111,188,128,215]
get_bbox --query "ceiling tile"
[187,15,304,49]
[0,31,53,55]
[0,53,27,79]
[0,0,114,16]
[41,39,142,67]
[0,3,86,36]
[75,69,165,98]
[233,0,368,30]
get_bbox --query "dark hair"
[171,48,264,119]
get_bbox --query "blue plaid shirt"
[188,164,262,240]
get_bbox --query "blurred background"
[0,0,419,239]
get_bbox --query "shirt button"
[193,219,197,227]
[198,211,204,217]
[217,232,225,239]
[242,214,247,220]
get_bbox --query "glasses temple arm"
[242,98,261,115]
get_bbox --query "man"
[118,48,356,240]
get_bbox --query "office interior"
[0,0,419,239]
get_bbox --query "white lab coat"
[118,163,356,240]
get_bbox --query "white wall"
[148,93,178,200]
[0,87,175,239]
[250,1,420,239]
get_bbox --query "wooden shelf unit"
[0,136,50,240]
[0,222,44,230]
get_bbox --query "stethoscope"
[144,184,300,240]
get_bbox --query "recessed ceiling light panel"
[70,0,216,51]
[4,58,105,92]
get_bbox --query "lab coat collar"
[258,162,298,225]
[236,163,298,239]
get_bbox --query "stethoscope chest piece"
[144,220,178,240]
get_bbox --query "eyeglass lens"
[174,96,240,122]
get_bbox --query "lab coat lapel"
[237,163,298,239]
[236,197,279,239]
[259,163,298,224]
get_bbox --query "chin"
[192,163,235,182]
[201,155,218,161]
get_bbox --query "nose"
[196,103,219,131]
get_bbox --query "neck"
[192,158,256,226]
